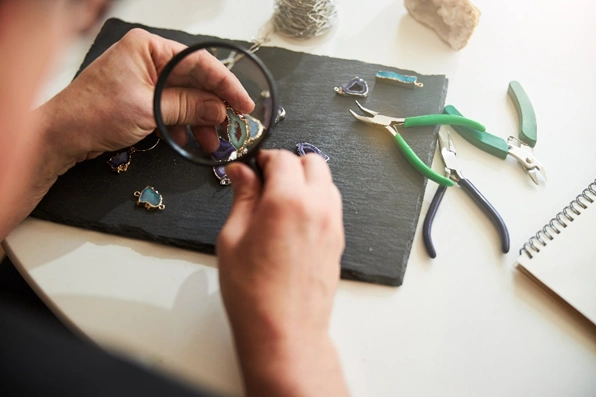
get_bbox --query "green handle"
[508,81,537,147]
[393,133,455,187]
[443,105,509,160]
[404,114,486,131]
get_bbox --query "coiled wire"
[520,179,596,258]
[273,0,338,39]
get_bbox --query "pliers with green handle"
[443,81,546,185]
[349,101,487,187]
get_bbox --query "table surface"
[5,1,596,396]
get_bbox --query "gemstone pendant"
[246,114,264,141]
[334,76,369,97]
[225,108,249,151]
[296,142,330,162]
[213,166,231,185]
[375,71,423,88]
[134,186,165,210]
[107,150,132,173]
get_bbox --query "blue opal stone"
[107,150,131,172]
[139,187,162,207]
[246,115,264,140]
[334,76,369,97]
[375,71,423,88]
[296,142,330,162]
[226,108,249,150]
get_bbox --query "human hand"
[217,150,349,396]
[40,28,254,164]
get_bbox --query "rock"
[405,0,480,50]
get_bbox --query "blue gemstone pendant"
[334,76,369,97]
[134,186,165,211]
[375,71,423,88]
[296,142,330,162]
[107,150,132,173]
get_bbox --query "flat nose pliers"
[349,101,487,187]
[422,130,510,258]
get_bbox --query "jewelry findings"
[134,186,165,211]
[376,71,424,88]
[334,77,369,98]
[107,138,160,173]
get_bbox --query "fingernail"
[201,100,224,124]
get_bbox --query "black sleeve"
[0,301,225,397]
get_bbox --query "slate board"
[32,18,448,286]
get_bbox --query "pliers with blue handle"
[422,130,510,258]
[444,81,546,185]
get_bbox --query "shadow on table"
[47,268,242,396]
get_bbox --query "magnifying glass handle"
[245,154,265,182]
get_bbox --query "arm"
[218,151,349,397]
[0,28,251,241]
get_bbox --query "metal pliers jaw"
[438,129,465,183]
[348,101,407,132]
[506,136,547,185]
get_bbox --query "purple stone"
[334,76,369,98]
[211,138,236,161]
[213,166,231,186]
[107,151,131,173]
[296,142,330,162]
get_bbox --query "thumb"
[221,162,262,239]
[160,87,226,126]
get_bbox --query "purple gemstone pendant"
[107,150,132,173]
[334,76,369,98]
[296,142,330,162]
[213,166,231,186]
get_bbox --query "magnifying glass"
[153,40,279,173]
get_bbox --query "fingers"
[150,36,254,113]
[191,126,220,153]
[160,87,226,126]
[257,150,306,191]
[221,162,263,241]
[301,153,333,185]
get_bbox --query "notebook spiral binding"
[521,179,596,259]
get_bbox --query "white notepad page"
[515,201,596,325]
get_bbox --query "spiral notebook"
[515,180,596,325]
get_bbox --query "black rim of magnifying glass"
[153,39,279,166]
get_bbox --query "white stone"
[405,0,481,50]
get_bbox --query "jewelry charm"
[375,71,423,88]
[296,142,329,162]
[334,76,369,97]
[107,150,132,173]
[134,186,165,211]
[107,138,160,173]
[224,107,250,151]
[214,166,231,185]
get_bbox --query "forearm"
[0,99,86,241]
[234,332,349,397]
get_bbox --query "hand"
[40,28,254,164]
[217,150,349,397]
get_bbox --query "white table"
[4,1,596,396]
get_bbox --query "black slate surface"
[32,18,448,286]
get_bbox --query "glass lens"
[155,42,277,166]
